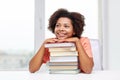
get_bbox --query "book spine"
[48,47,76,52]
[48,62,78,66]
[45,42,75,48]
[48,65,78,70]
[50,51,78,56]
[50,56,78,62]
[49,69,80,74]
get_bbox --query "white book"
[48,62,78,66]
[45,42,75,48]
[50,56,78,62]
[48,65,78,70]
[50,51,78,56]
[49,47,76,52]
[49,69,80,74]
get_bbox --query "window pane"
[0,0,34,70]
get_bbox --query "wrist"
[75,37,80,44]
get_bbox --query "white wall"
[102,0,120,70]
[107,0,120,70]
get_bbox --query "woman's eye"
[65,26,69,28]
[55,24,59,27]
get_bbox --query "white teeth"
[58,33,65,36]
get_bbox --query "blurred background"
[0,0,34,70]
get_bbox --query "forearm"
[29,43,45,73]
[29,38,60,73]
[76,39,94,73]
[78,50,94,73]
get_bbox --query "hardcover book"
[45,42,76,48]
[48,62,78,66]
[48,47,76,52]
[50,51,78,56]
[49,69,80,74]
[50,56,78,62]
[48,65,78,70]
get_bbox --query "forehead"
[57,17,72,23]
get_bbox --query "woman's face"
[54,17,75,40]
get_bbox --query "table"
[0,65,120,80]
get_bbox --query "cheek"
[69,32,74,36]
[67,31,74,37]
[68,29,74,35]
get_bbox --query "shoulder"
[79,37,91,47]
[80,37,93,57]
[80,37,90,43]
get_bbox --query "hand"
[44,38,58,44]
[56,37,80,43]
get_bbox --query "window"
[0,0,34,70]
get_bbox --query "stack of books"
[45,42,80,74]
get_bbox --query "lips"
[56,32,67,39]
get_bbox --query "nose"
[59,26,64,31]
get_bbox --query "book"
[50,56,78,62]
[45,42,79,74]
[45,42,75,48]
[48,47,76,52]
[49,69,80,74]
[48,62,78,66]
[48,65,78,70]
[50,51,78,56]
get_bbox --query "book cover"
[45,42,75,48]
[50,51,78,56]
[50,56,78,62]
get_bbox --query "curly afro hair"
[48,8,85,38]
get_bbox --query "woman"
[29,8,94,73]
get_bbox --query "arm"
[29,38,58,73]
[57,37,94,73]
[76,38,94,73]
[29,43,45,73]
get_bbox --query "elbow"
[82,62,94,74]
[83,68,93,74]
[29,67,37,73]
[82,67,93,74]
[29,65,39,73]
[29,68,36,73]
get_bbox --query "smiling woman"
[32,0,103,74]
[29,8,94,73]
[0,0,34,70]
